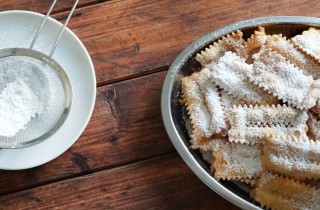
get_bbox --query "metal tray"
[161,16,320,210]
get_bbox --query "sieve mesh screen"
[0,55,69,147]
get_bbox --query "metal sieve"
[0,0,78,148]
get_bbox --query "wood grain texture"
[1,1,320,209]
[0,154,240,210]
[0,0,103,14]
[52,0,320,84]
[0,71,174,195]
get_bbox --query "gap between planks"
[97,65,169,87]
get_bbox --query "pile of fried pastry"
[181,26,320,210]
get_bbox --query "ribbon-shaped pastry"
[180,26,320,209]
[195,30,247,67]
[227,104,308,144]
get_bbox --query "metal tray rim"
[161,16,320,210]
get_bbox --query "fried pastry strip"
[310,100,320,119]
[190,135,228,151]
[182,108,225,150]
[181,68,227,144]
[201,149,213,163]
[307,112,320,141]
[220,90,246,109]
[232,178,255,186]
[228,104,307,126]
[262,135,320,180]
[251,173,320,210]
[292,27,320,62]
[195,30,246,66]
[227,105,308,143]
[266,34,320,79]
[246,26,267,61]
[211,139,262,181]
[208,52,277,104]
[229,125,308,144]
[247,48,320,109]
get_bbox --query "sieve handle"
[29,0,80,57]
[29,0,57,50]
[49,0,79,57]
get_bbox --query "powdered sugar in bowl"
[0,10,96,169]
[0,56,57,137]
[0,48,72,149]
[0,1,79,149]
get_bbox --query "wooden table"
[0,0,319,209]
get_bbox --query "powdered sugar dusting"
[183,76,210,138]
[250,48,317,109]
[0,80,38,137]
[208,52,275,104]
[227,105,308,143]
[263,135,320,180]
[212,139,262,180]
[0,56,66,141]
[0,17,55,55]
[200,78,227,135]
[292,28,320,62]
[266,34,320,79]
[252,173,320,210]
[220,90,246,109]
[181,68,227,140]
[181,26,320,210]
[307,113,320,141]
[230,125,308,144]
[229,104,308,127]
[195,30,247,66]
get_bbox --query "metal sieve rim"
[0,48,73,149]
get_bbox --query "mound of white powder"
[0,79,39,137]
[0,56,64,139]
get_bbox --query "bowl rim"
[161,16,320,210]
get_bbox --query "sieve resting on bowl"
[0,0,79,149]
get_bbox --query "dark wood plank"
[52,0,320,84]
[0,71,174,195]
[0,0,103,14]
[0,153,241,210]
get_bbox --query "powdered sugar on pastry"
[181,73,210,141]
[220,90,246,109]
[248,48,320,109]
[208,52,276,104]
[211,139,262,181]
[191,136,228,151]
[251,173,320,210]
[200,75,227,136]
[246,26,267,62]
[228,104,308,127]
[292,27,320,62]
[181,68,227,142]
[227,104,308,143]
[180,26,320,210]
[262,135,320,181]
[195,30,247,66]
[307,112,320,141]
[266,34,320,79]
[228,123,308,144]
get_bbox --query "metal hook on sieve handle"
[29,0,79,57]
